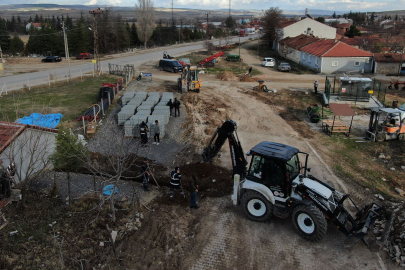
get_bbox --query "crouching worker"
[170,167,184,200]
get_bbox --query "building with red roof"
[275,17,336,50]
[278,35,373,74]
[374,53,405,74]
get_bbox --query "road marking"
[304,140,348,194]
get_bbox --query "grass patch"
[0,75,121,123]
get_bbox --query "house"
[276,17,337,49]
[374,53,405,74]
[278,35,373,74]
[26,22,46,32]
[0,122,57,183]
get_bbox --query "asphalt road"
[0,34,259,92]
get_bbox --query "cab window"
[249,155,264,179]
[286,154,300,179]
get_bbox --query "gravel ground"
[88,78,189,167]
[33,171,160,205]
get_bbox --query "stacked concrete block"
[148,114,167,125]
[124,113,149,137]
[152,109,170,124]
[154,105,170,111]
[161,92,174,103]
[117,105,137,125]
[121,91,137,105]
[137,104,153,114]
[127,98,143,107]
[141,100,158,107]
[135,91,148,100]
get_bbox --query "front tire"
[399,134,405,141]
[292,204,327,241]
[376,133,385,142]
[241,191,273,222]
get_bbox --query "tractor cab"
[366,108,405,141]
[246,142,303,199]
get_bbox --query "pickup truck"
[76,53,94,60]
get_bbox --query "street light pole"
[205,12,210,41]
[62,21,71,78]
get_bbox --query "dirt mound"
[180,162,233,197]
[81,152,233,198]
[239,74,261,82]
[217,71,237,81]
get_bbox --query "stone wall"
[376,62,401,74]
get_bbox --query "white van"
[262,57,275,67]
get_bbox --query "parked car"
[76,53,94,60]
[278,62,291,71]
[158,59,183,73]
[41,56,62,63]
[262,57,275,67]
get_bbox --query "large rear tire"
[292,204,327,241]
[241,190,273,222]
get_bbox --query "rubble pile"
[374,202,405,266]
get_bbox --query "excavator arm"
[202,120,248,176]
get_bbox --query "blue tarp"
[16,113,63,129]
[103,185,118,196]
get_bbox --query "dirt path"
[121,63,397,269]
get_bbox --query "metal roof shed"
[322,103,355,136]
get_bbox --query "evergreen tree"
[0,19,10,52]
[332,12,336,19]
[130,22,141,47]
[345,25,361,38]
[9,34,24,55]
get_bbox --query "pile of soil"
[81,152,233,198]
[239,75,261,82]
[217,71,237,81]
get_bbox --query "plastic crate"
[137,104,153,114]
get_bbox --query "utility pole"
[239,37,241,72]
[399,46,404,75]
[89,8,102,72]
[172,0,174,27]
[62,21,71,78]
[205,12,210,41]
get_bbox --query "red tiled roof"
[279,34,319,49]
[279,20,297,28]
[323,42,372,57]
[0,122,25,154]
[301,39,372,57]
[336,28,346,36]
[374,53,405,62]
[335,23,350,29]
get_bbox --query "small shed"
[322,103,355,136]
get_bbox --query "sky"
[0,0,404,13]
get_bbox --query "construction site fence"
[324,78,386,106]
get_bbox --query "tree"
[345,25,362,38]
[9,34,24,55]
[332,12,336,19]
[130,22,141,47]
[50,129,87,205]
[0,19,10,52]
[135,0,155,49]
[316,17,325,24]
[225,16,236,30]
[262,7,283,47]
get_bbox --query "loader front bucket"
[343,203,394,251]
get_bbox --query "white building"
[0,122,57,183]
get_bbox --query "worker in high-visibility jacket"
[170,167,183,200]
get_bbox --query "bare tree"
[135,0,155,49]
[0,123,57,205]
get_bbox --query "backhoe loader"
[177,64,201,93]
[202,119,393,248]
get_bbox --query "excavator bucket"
[343,203,394,251]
